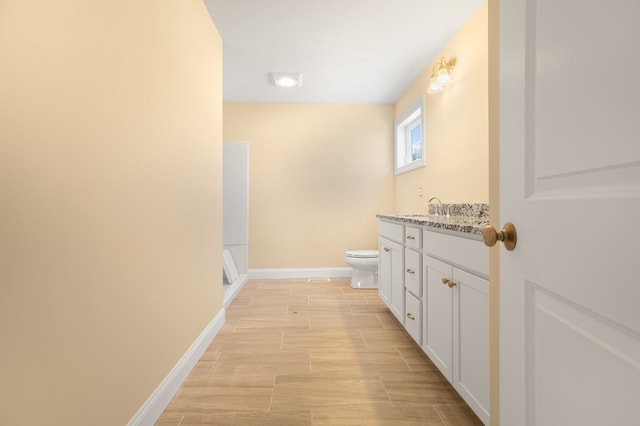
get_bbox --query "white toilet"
[344,250,379,289]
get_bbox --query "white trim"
[249,267,352,280]
[127,309,225,426]
[223,273,249,308]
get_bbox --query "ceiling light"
[427,57,456,94]
[270,72,303,88]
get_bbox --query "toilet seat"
[345,249,378,259]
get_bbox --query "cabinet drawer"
[405,290,422,345]
[378,220,404,242]
[404,248,422,297]
[404,226,422,249]
[423,230,488,277]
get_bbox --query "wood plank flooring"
[157,278,483,425]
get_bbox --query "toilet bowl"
[344,250,379,289]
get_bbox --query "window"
[395,97,425,175]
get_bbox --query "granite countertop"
[377,203,489,239]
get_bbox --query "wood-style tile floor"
[157,278,483,425]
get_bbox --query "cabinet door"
[378,237,393,306]
[378,237,404,324]
[423,255,453,382]
[452,268,489,424]
[388,241,405,324]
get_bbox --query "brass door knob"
[383,247,390,252]
[483,222,517,251]
[441,277,449,285]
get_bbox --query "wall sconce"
[427,57,457,94]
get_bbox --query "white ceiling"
[204,0,485,104]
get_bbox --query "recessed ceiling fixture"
[270,72,303,88]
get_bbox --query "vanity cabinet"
[378,221,405,324]
[377,213,489,425]
[423,230,489,425]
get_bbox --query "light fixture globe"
[436,68,452,85]
[427,77,443,94]
[426,57,456,94]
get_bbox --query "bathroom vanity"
[377,206,490,425]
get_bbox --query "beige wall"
[0,1,223,425]
[222,4,488,268]
[224,103,396,268]
[394,2,489,212]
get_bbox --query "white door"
[500,0,640,425]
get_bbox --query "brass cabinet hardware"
[441,277,456,288]
[406,313,415,320]
[406,268,415,274]
[383,247,390,252]
[483,222,517,251]
[406,235,415,240]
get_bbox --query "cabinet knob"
[406,313,415,320]
[406,268,415,274]
[383,247,390,252]
[483,222,517,251]
[441,277,456,288]
[406,235,415,240]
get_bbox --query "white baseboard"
[127,309,225,426]
[223,273,249,308]
[249,267,352,280]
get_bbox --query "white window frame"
[394,97,425,175]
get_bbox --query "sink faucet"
[428,196,442,216]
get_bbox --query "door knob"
[483,222,517,251]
